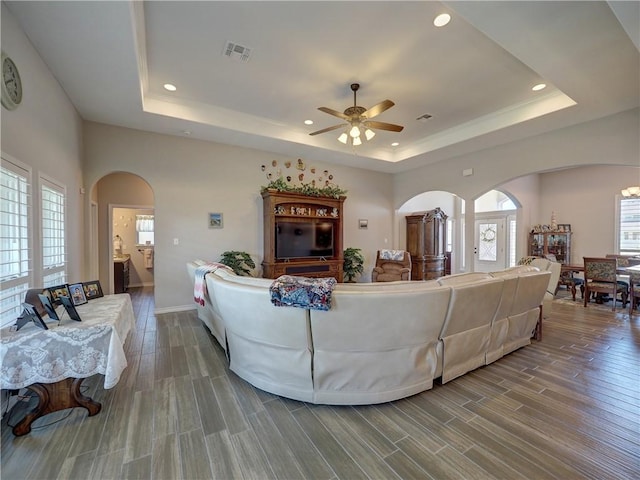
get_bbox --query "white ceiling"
[5,1,639,173]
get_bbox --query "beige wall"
[1,4,84,285]
[83,122,393,311]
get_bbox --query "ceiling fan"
[309,83,404,145]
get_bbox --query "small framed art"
[68,283,88,306]
[209,212,223,229]
[358,219,368,229]
[82,280,104,300]
[46,284,70,306]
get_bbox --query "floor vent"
[223,41,252,62]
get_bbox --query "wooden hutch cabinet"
[262,190,345,281]
[406,208,447,280]
[528,231,572,264]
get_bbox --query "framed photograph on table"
[59,296,82,322]
[82,280,103,300]
[68,283,88,306]
[17,303,48,330]
[46,284,70,306]
[37,293,60,321]
[558,224,571,232]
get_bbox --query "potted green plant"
[219,251,256,276]
[343,247,365,283]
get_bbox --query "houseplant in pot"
[343,247,365,283]
[219,251,256,276]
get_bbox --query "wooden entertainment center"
[262,190,345,281]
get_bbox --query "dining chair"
[629,270,640,315]
[583,257,628,311]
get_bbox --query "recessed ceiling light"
[434,13,451,27]
[391,142,400,147]
[304,120,313,125]
[532,83,546,91]
[164,83,177,92]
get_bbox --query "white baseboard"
[154,304,197,315]
[129,282,154,288]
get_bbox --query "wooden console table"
[0,294,135,436]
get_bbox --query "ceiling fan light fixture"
[349,125,361,138]
[352,136,362,146]
[338,132,348,144]
[365,128,376,141]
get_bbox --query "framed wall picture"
[46,284,70,306]
[358,219,368,229]
[68,283,88,306]
[82,280,103,300]
[209,212,223,229]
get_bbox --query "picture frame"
[82,280,103,300]
[358,219,368,230]
[37,293,60,321]
[59,296,82,322]
[68,282,88,306]
[16,303,48,330]
[558,223,571,232]
[46,284,70,306]
[208,212,223,229]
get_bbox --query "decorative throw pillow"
[517,256,538,265]
[380,249,405,261]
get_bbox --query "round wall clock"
[1,52,23,110]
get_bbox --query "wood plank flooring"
[2,287,639,479]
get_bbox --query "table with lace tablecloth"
[0,294,135,435]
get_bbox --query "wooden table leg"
[535,305,543,341]
[13,377,101,436]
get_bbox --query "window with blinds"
[1,157,31,327]
[619,197,640,255]
[41,178,66,286]
[136,214,154,245]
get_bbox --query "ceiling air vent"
[223,41,252,62]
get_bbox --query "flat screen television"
[276,221,334,259]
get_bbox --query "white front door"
[474,218,506,272]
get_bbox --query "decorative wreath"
[481,227,496,243]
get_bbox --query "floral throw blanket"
[269,275,337,311]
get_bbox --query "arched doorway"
[397,191,465,275]
[90,172,154,295]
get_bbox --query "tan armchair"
[372,250,411,282]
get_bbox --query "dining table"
[0,294,135,436]
[559,262,640,304]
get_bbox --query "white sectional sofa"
[187,260,550,405]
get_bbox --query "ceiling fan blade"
[363,100,394,119]
[365,120,404,132]
[309,123,348,136]
[318,107,350,121]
